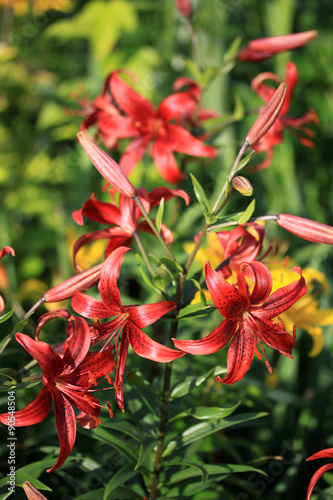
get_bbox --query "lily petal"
[256,267,307,320]
[306,463,333,500]
[110,70,155,121]
[73,194,122,226]
[15,333,63,380]
[152,141,185,184]
[128,322,184,362]
[123,301,176,328]
[217,325,255,384]
[71,291,115,319]
[62,317,92,374]
[205,261,250,318]
[0,385,52,426]
[173,319,236,354]
[243,261,272,305]
[166,124,217,158]
[115,329,130,412]
[48,390,76,472]
[99,247,131,311]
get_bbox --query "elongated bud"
[277,214,333,244]
[0,246,15,259]
[175,0,193,18]
[245,83,287,145]
[248,30,317,54]
[44,264,102,302]
[232,176,253,196]
[77,132,136,198]
[238,30,317,62]
[22,481,48,500]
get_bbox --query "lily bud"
[22,481,48,500]
[238,30,317,62]
[175,0,193,18]
[77,132,136,198]
[232,176,253,196]
[245,83,287,146]
[277,214,333,244]
[44,263,102,302]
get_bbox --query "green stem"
[133,230,156,277]
[208,214,278,233]
[211,141,248,214]
[134,194,177,262]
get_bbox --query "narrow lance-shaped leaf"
[155,197,164,232]
[238,199,256,224]
[190,173,211,214]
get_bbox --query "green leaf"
[185,59,203,83]
[190,174,211,214]
[186,403,240,420]
[159,257,183,274]
[223,36,242,62]
[100,421,143,443]
[163,412,268,457]
[152,274,165,291]
[177,303,214,320]
[233,94,244,121]
[0,307,15,324]
[171,366,227,398]
[201,67,218,88]
[166,463,265,484]
[191,279,207,307]
[205,211,218,224]
[235,150,255,173]
[103,464,139,499]
[135,437,157,470]
[137,265,155,289]
[84,427,138,463]
[166,460,209,483]
[238,199,255,225]
[0,473,52,491]
[155,197,164,232]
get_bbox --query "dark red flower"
[72,186,190,271]
[249,62,318,171]
[71,247,184,411]
[306,448,333,500]
[173,261,307,384]
[238,30,317,62]
[0,318,115,472]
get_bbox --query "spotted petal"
[128,322,184,362]
[0,385,52,427]
[124,301,175,328]
[205,261,250,318]
[15,333,63,380]
[99,247,131,311]
[72,291,115,319]
[48,390,76,472]
[173,319,237,355]
[217,325,255,385]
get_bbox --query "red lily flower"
[250,62,318,171]
[71,247,184,411]
[277,214,333,245]
[173,261,307,384]
[0,246,15,313]
[72,186,190,271]
[0,319,115,472]
[306,448,333,500]
[238,30,317,62]
[97,70,217,183]
[175,0,193,18]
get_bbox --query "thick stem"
[134,194,177,262]
[208,214,278,233]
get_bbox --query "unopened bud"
[277,214,333,244]
[232,176,253,196]
[44,264,102,302]
[22,481,48,500]
[246,83,287,146]
[175,0,193,18]
[77,132,136,198]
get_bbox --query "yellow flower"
[267,263,333,357]
[0,0,73,16]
